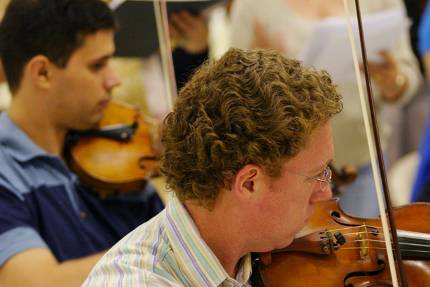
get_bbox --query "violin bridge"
[358,224,369,259]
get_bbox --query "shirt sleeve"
[0,186,47,266]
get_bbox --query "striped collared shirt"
[83,193,252,287]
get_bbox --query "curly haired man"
[84,48,343,286]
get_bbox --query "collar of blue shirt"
[0,113,47,162]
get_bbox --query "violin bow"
[343,0,407,286]
[153,0,177,111]
[108,0,177,108]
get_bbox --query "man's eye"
[90,62,106,71]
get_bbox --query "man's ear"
[232,164,264,200]
[25,55,53,89]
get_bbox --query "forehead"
[68,29,115,63]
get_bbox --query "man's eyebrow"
[89,54,112,64]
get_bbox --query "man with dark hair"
[0,0,163,286]
[84,48,343,286]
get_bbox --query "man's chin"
[268,237,295,252]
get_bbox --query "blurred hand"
[251,18,287,53]
[169,11,208,54]
[367,50,408,103]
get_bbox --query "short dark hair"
[161,48,343,207]
[1,0,116,92]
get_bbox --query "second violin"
[65,100,160,196]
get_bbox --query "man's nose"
[104,67,122,91]
[310,184,333,204]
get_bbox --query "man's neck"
[9,93,66,156]
[184,197,249,278]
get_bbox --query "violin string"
[396,249,430,254]
[350,239,430,249]
[353,238,385,243]
[322,227,430,252]
[334,231,430,245]
[398,242,430,248]
[335,238,430,256]
[326,224,383,233]
[333,234,430,245]
[342,231,378,237]
[318,225,430,253]
[340,246,388,251]
[338,246,430,254]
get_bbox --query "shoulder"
[84,211,177,286]
[0,113,71,200]
[0,147,22,199]
[0,146,74,202]
[0,146,39,200]
[0,153,51,202]
[108,212,170,263]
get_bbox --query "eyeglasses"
[287,166,332,191]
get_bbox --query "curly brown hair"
[160,48,342,207]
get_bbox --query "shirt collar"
[0,112,48,162]
[164,193,252,287]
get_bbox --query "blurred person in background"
[230,0,421,217]
[0,1,163,286]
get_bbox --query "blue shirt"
[0,113,163,266]
[412,3,430,201]
[418,3,430,57]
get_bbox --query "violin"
[65,100,160,196]
[252,199,430,286]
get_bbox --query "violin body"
[65,101,159,195]
[254,199,430,286]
